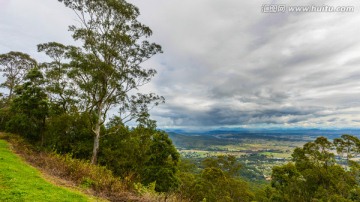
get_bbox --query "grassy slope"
[0,139,99,202]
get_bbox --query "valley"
[168,129,360,182]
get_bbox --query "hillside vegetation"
[0,139,99,202]
[1,0,360,201]
[0,133,159,201]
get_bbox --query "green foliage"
[270,163,304,201]
[6,68,48,143]
[44,112,94,159]
[38,42,77,113]
[100,122,180,192]
[141,130,180,192]
[334,134,360,160]
[0,0,260,199]
[0,94,11,131]
[0,1,175,197]
[134,182,157,195]
[0,51,37,101]
[268,135,360,201]
[178,155,254,202]
[46,0,164,164]
[202,155,242,177]
[80,177,95,189]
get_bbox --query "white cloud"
[2,0,360,128]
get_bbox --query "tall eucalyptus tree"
[0,52,37,102]
[39,0,164,164]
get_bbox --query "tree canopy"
[267,135,360,202]
[36,0,164,164]
[0,52,37,102]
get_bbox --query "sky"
[1,0,360,130]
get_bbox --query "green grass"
[0,140,97,202]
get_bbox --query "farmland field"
[168,129,360,181]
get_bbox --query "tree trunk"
[8,86,13,102]
[91,108,102,165]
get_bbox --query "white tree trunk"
[91,108,102,165]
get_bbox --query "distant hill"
[168,132,234,149]
[165,128,360,136]
[166,128,360,149]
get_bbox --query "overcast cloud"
[1,0,360,129]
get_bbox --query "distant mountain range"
[165,128,360,149]
[164,128,360,136]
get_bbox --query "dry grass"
[0,133,188,202]
[0,133,154,202]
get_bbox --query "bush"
[100,125,180,192]
[44,112,94,159]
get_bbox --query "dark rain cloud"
[1,0,360,128]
